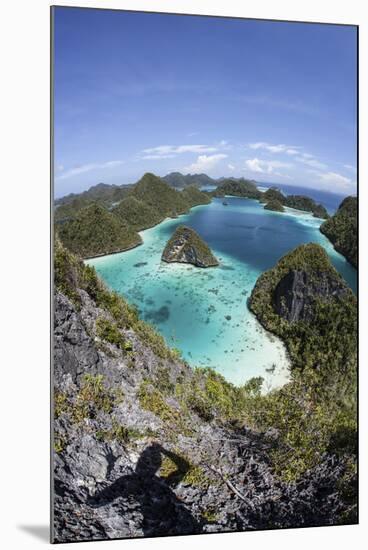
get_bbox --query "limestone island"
[264,199,285,212]
[162,225,219,267]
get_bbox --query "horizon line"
[54,171,355,200]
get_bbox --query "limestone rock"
[161,226,219,267]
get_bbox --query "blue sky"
[53,7,357,198]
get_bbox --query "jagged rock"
[161,226,219,267]
[54,292,101,384]
[53,241,356,542]
[273,269,350,322]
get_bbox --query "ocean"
[87,196,356,390]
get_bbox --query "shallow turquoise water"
[87,197,356,389]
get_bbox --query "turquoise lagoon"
[87,197,356,390]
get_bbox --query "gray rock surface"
[273,269,349,322]
[162,226,219,267]
[53,288,355,542]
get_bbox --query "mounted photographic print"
[51,5,358,543]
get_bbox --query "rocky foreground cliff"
[53,240,357,542]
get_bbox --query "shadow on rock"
[89,443,202,537]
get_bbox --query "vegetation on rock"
[264,199,285,212]
[249,243,357,479]
[262,187,285,204]
[57,202,142,258]
[56,174,211,259]
[259,187,328,218]
[284,195,329,219]
[320,196,357,267]
[129,172,189,218]
[53,237,357,541]
[181,184,211,207]
[163,172,217,189]
[112,196,161,231]
[55,182,132,222]
[213,178,261,200]
[162,225,219,267]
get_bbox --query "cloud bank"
[185,154,228,173]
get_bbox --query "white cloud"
[185,154,228,173]
[249,142,301,155]
[142,154,176,160]
[228,163,235,171]
[56,160,124,181]
[142,144,218,157]
[245,157,293,175]
[248,142,328,170]
[343,164,357,173]
[296,155,327,170]
[104,160,125,168]
[316,171,353,191]
[245,158,265,173]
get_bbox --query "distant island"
[162,171,217,189]
[264,199,285,212]
[56,173,211,258]
[162,226,219,267]
[258,187,329,219]
[213,177,261,200]
[54,172,356,268]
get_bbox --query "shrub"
[73,374,120,423]
[138,381,179,424]
[95,317,131,351]
[54,391,68,418]
[54,434,67,453]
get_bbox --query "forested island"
[264,199,285,212]
[56,173,211,258]
[55,172,351,260]
[55,173,357,267]
[320,196,357,268]
[162,226,219,267]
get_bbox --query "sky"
[53,7,357,198]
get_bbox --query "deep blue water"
[159,197,356,292]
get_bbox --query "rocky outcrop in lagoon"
[162,226,219,267]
